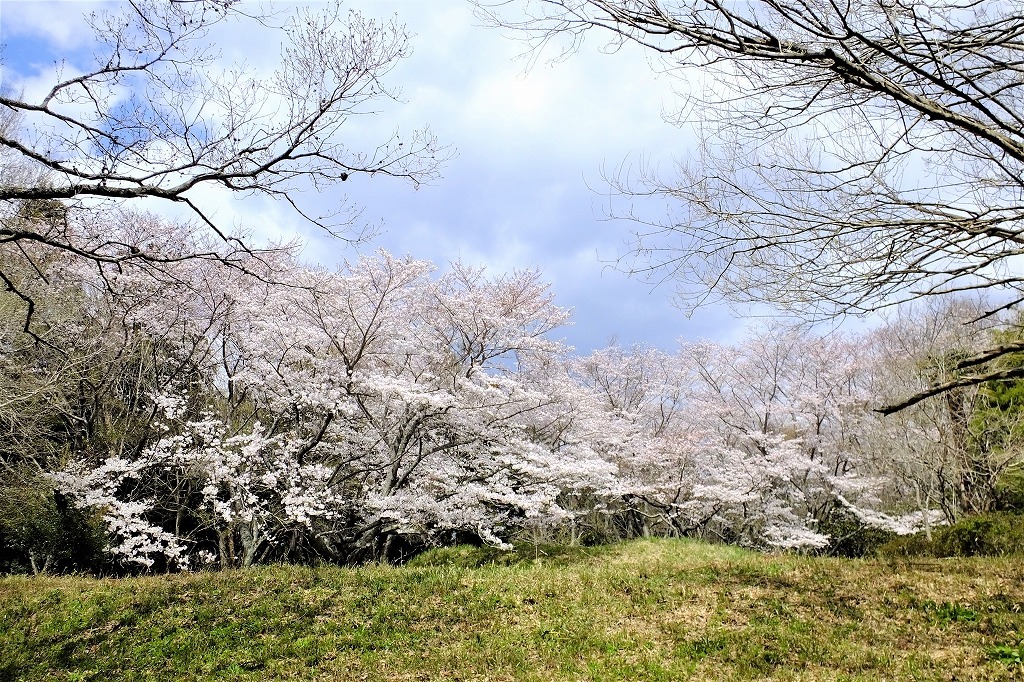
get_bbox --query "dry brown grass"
[1,539,1022,681]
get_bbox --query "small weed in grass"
[678,634,729,660]
[987,642,1023,665]
[921,600,979,625]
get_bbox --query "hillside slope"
[2,540,1022,681]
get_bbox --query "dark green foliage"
[964,326,1024,513]
[987,643,1023,666]
[936,512,1024,556]
[876,533,935,559]
[920,600,978,626]
[814,508,900,558]
[0,467,106,574]
[994,471,1024,511]
[405,542,613,569]
[877,512,1024,559]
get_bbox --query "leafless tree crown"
[1,0,449,335]
[479,0,1024,406]
[1,0,447,243]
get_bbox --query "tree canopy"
[478,0,1024,408]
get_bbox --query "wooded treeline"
[4,0,1024,573]
[2,211,1022,573]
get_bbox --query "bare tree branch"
[877,366,1024,415]
[1,0,447,235]
[479,0,1024,410]
[1,0,448,337]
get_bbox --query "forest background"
[2,0,1024,575]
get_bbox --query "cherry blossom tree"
[571,326,932,551]
[239,256,581,561]
[12,243,1019,571]
[0,217,267,571]
[41,249,601,569]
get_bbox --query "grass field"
[2,539,1022,681]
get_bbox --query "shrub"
[876,533,936,560]
[876,512,1024,559]
[0,467,106,574]
[405,542,609,569]
[404,544,512,569]
[994,471,1024,512]
[815,508,900,558]
[934,513,1024,556]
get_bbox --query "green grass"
[2,538,1023,681]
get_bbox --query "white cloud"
[1,1,106,51]
[1,0,733,353]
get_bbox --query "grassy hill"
[2,539,1022,681]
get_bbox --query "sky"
[0,0,755,353]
